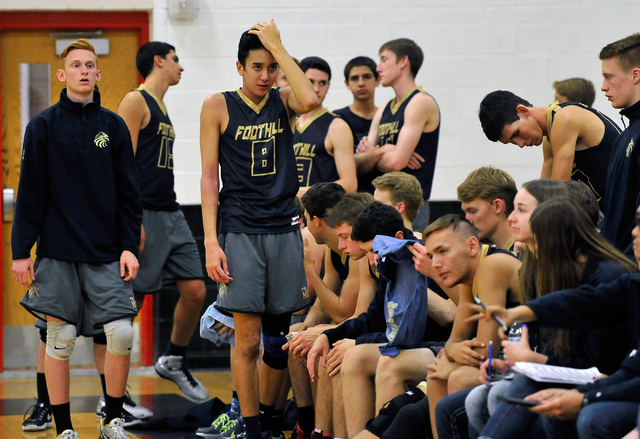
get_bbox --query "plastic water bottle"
[508,321,524,342]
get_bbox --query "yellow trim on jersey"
[296,107,329,134]
[502,236,515,252]
[546,100,562,137]
[138,84,167,116]
[235,88,270,114]
[390,86,424,115]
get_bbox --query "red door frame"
[0,11,153,371]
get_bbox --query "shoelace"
[23,400,47,422]
[107,418,127,436]
[180,363,199,387]
[221,418,238,434]
[213,413,230,429]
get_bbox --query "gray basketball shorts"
[132,209,204,294]
[215,230,309,315]
[20,257,138,336]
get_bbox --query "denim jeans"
[542,401,639,439]
[465,381,512,437]
[435,387,473,439]
[479,375,547,439]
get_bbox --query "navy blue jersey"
[330,249,350,282]
[134,86,179,211]
[218,88,300,234]
[378,87,440,199]
[293,108,340,187]
[548,101,621,210]
[334,105,380,193]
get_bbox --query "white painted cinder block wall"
[3,0,639,203]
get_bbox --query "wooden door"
[1,28,140,367]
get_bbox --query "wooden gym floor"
[0,368,234,439]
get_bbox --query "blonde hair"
[372,172,424,221]
[60,38,98,68]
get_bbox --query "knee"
[180,280,206,303]
[46,321,77,361]
[341,348,360,377]
[447,368,468,394]
[576,405,601,438]
[261,314,290,370]
[104,319,134,357]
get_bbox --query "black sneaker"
[22,401,53,431]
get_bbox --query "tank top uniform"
[334,106,379,193]
[218,87,299,234]
[378,87,440,200]
[293,108,340,187]
[135,86,179,211]
[330,250,350,282]
[547,101,621,210]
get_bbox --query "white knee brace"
[46,321,77,361]
[104,319,134,357]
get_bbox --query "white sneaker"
[154,355,209,403]
[99,418,129,439]
[57,430,79,439]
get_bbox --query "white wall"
[3,0,639,203]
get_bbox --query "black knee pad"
[39,327,47,344]
[365,385,425,437]
[93,332,107,345]
[261,313,291,370]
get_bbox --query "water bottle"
[508,321,524,342]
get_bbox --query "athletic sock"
[36,372,50,407]
[166,342,187,358]
[244,415,261,439]
[259,403,275,434]
[104,394,125,424]
[297,405,315,436]
[271,408,285,437]
[230,391,241,418]
[99,374,107,397]
[51,402,72,434]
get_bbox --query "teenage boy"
[598,32,640,256]
[200,20,319,439]
[294,57,357,195]
[479,90,621,211]
[420,215,520,439]
[334,56,380,193]
[456,166,517,251]
[371,171,425,235]
[357,38,441,231]
[12,39,142,439]
[117,41,208,403]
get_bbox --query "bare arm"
[117,90,150,155]
[249,20,318,117]
[327,118,357,193]
[306,249,360,323]
[377,93,438,172]
[473,254,521,360]
[547,110,581,182]
[200,93,232,283]
[426,290,457,327]
[351,258,377,317]
[444,284,481,361]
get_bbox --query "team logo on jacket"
[627,139,635,158]
[94,132,109,148]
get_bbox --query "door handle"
[3,188,15,222]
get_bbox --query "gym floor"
[1,368,234,439]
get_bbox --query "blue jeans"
[479,375,547,439]
[435,387,473,439]
[465,381,512,437]
[542,401,639,439]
